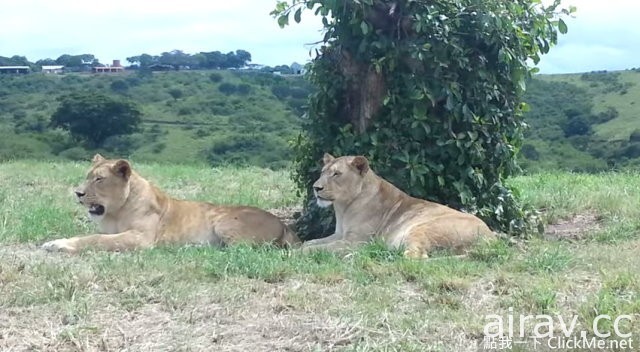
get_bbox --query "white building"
[41,65,65,74]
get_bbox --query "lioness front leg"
[301,233,342,248]
[42,230,154,254]
[301,233,367,254]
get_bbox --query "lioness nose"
[75,190,85,197]
[313,185,323,192]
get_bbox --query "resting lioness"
[302,154,494,258]
[42,154,299,253]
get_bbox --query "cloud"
[537,0,640,73]
[0,0,323,66]
[0,0,636,72]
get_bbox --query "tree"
[235,49,252,65]
[56,54,100,68]
[168,88,184,101]
[51,92,142,146]
[127,54,158,68]
[273,0,572,238]
[35,58,57,66]
[563,116,591,137]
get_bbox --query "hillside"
[0,68,638,172]
[0,70,310,168]
[520,69,640,172]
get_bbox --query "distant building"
[93,60,125,73]
[241,63,266,71]
[0,66,30,74]
[290,62,306,75]
[41,65,64,74]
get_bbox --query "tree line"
[0,49,254,71]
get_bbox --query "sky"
[0,0,638,74]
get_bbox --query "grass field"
[1,161,639,351]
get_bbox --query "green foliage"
[521,72,640,171]
[110,80,129,94]
[274,0,572,237]
[563,116,591,137]
[209,72,223,82]
[0,71,307,167]
[50,92,142,147]
[167,87,183,101]
[218,82,237,95]
[126,49,252,70]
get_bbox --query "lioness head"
[74,154,132,219]
[312,153,370,208]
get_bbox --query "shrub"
[209,72,223,83]
[218,83,237,95]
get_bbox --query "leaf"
[294,8,302,23]
[558,18,568,34]
[277,14,290,28]
[360,21,369,35]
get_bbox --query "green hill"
[0,70,310,168]
[520,69,640,172]
[0,68,638,172]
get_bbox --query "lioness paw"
[42,239,76,253]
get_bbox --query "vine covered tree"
[51,92,142,147]
[273,0,573,238]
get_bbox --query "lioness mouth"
[89,204,105,216]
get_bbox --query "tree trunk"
[338,51,386,134]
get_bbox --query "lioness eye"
[332,171,341,177]
[95,176,104,182]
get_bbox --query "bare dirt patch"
[544,212,601,240]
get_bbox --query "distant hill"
[0,70,311,168]
[0,68,637,172]
[520,69,640,172]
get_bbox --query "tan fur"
[42,154,299,253]
[302,154,494,258]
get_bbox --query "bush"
[14,114,47,133]
[520,144,540,160]
[236,83,252,95]
[209,73,223,83]
[58,147,90,161]
[218,83,237,95]
[563,117,591,137]
[102,134,144,155]
[110,80,129,94]
[194,128,210,138]
[151,143,166,154]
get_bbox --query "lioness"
[302,154,494,258]
[42,154,299,253]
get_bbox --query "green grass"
[0,161,639,350]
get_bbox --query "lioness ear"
[112,160,132,180]
[92,154,105,164]
[351,156,369,175]
[322,153,335,165]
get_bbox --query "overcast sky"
[1,0,638,74]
